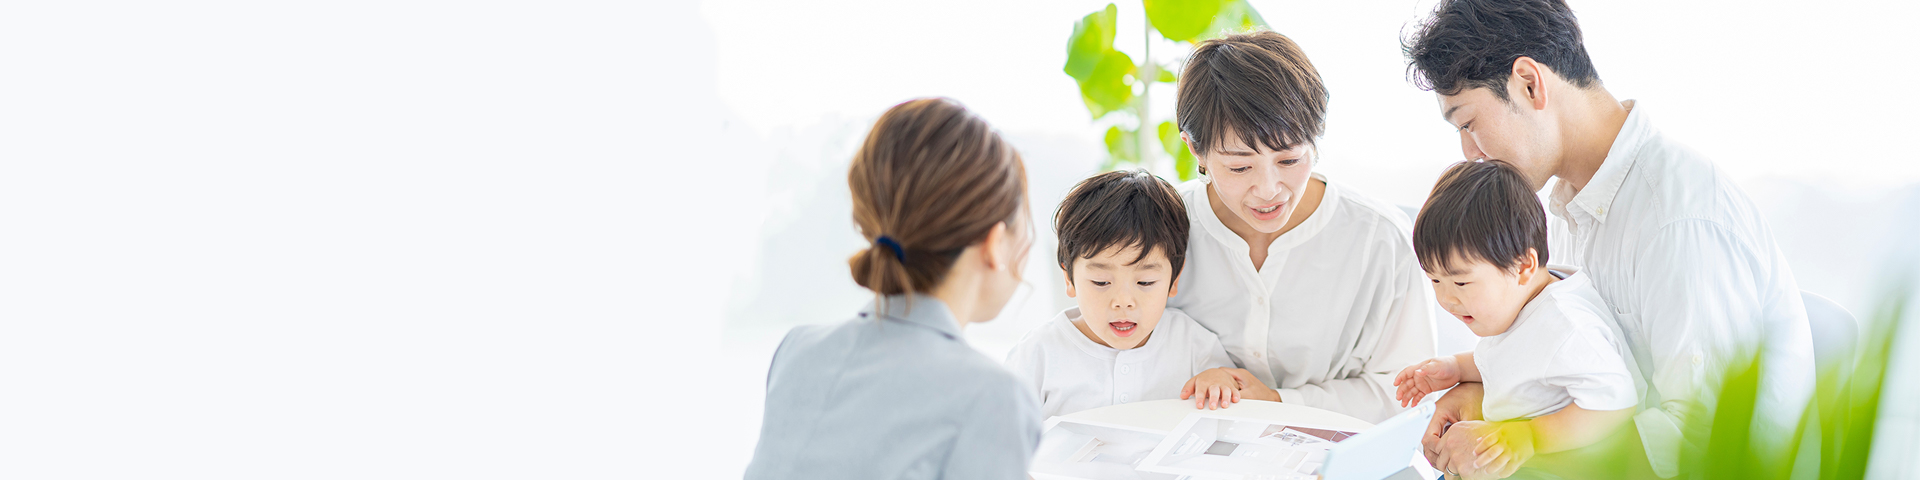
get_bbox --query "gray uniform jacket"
[745,294,1041,479]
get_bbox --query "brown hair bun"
[847,98,1029,297]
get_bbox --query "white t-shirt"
[1167,173,1438,423]
[1004,306,1236,418]
[1475,270,1641,423]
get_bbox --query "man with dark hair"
[1403,1,1815,478]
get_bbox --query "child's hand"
[1393,356,1463,407]
[1181,368,1243,410]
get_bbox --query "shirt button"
[1255,352,1265,359]
[1120,365,1131,374]
[1692,354,1704,367]
[1120,394,1131,402]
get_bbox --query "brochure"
[1134,413,1360,480]
[1031,416,1183,480]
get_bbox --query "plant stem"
[1139,18,1151,171]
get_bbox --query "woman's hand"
[1393,356,1463,407]
[1181,368,1243,410]
[1219,368,1280,402]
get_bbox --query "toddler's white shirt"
[1475,271,1642,422]
[1005,306,1236,418]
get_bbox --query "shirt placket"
[1242,248,1287,386]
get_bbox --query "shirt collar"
[1058,307,1167,358]
[1497,269,1590,342]
[866,293,964,340]
[1549,100,1648,225]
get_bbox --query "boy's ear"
[1062,263,1077,298]
[1516,248,1541,284]
[1168,276,1180,298]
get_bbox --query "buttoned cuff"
[1275,387,1305,405]
[1634,407,1684,478]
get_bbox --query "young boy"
[1392,160,1641,472]
[1005,170,1240,418]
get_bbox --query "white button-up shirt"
[1168,173,1438,423]
[1004,306,1237,418]
[1546,101,1815,478]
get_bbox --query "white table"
[1062,399,1377,433]
[1059,399,1438,479]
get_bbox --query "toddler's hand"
[1181,368,1243,410]
[1393,356,1463,407]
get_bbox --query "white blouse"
[1167,173,1438,423]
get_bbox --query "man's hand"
[1394,356,1464,407]
[1424,383,1484,473]
[1180,368,1243,410]
[1437,421,1494,479]
[1472,420,1535,478]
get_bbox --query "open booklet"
[1031,413,1360,480]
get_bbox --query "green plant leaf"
[1158,121,1198,180]
[1104,125,1139,168]
[1698,353,1765,480]
[1833,292,1905,480]
[1156,121,1182,157]
[1078,50,1136,119]
[1063,4,1118,82]
[1194,0,1268,41]
[1157,66,1177,83]
[1143,0,1223,43]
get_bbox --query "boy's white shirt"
[1168,173,1439,423]
[1474,270,1643,423]
[1546,101,1814,477]
[1004,306,1236,418]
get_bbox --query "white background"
[1,0,1915,478]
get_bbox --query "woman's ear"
[979,221,1010,271]
[1182,132,1206,175]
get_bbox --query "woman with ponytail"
[744,98,1039,479]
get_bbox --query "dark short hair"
[1055,170,1189,283]
[1413,160,1548,274]
[1403,0,1600,101]
[1176,30,1328,161]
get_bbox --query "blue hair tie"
[875,235,906,262]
